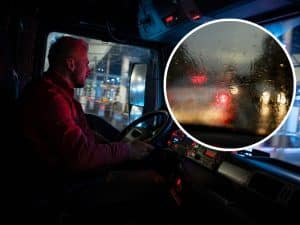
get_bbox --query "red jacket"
[20,72,129,172]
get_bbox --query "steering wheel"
[117,110,179,179]
[119,110,171,143]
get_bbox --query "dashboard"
[165,128,300,210]
[166,129,224,170]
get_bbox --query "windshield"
[166,20,294,149]
[245,16,300,167]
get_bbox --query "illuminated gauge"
[191,142,199,148]
[167,129,186,149]
[170,129,186,143]
[186,149,196,157]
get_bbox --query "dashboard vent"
[248,173,284,200]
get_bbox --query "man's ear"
[66,57,76,72]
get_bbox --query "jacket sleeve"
[41,94,130,171]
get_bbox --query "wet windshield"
[247,16,300,167]
[166,20,294,140]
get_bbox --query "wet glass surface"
[165,20,294,148]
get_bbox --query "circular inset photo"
[164,19,296,151]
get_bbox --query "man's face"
[72,50,91,88]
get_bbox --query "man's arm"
[42,94,130,171]
[93,131,110,143]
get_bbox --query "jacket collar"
[44,71,74,98]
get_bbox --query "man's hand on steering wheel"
[126,140,155,160]
[119,110,171,145]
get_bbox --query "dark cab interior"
[2,0,300,224]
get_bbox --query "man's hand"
[94,131,110,143]
[127,140,155,160]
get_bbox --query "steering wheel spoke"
[119,110,171,142]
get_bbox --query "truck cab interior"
[2,0,300,224]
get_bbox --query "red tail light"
[215,90,231,106]
[190,75,208,85]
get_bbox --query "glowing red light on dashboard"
[172,130,184,138]
[205,150,217,158]
[176,177,182,186]
[192,14,201,20]
[164,15,175,24]
[190,75,208,85]
[174,177,183,193]
[188,10,201,21]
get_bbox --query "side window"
[264,16,300,135]
[44,32,159,131]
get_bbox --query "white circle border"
[163,18,297,152]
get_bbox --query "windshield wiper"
[237,149,270,158]
[236,150,300,171]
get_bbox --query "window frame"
[37,26,167,130]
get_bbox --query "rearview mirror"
[129,63,147,107]
[128,63,147,123]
